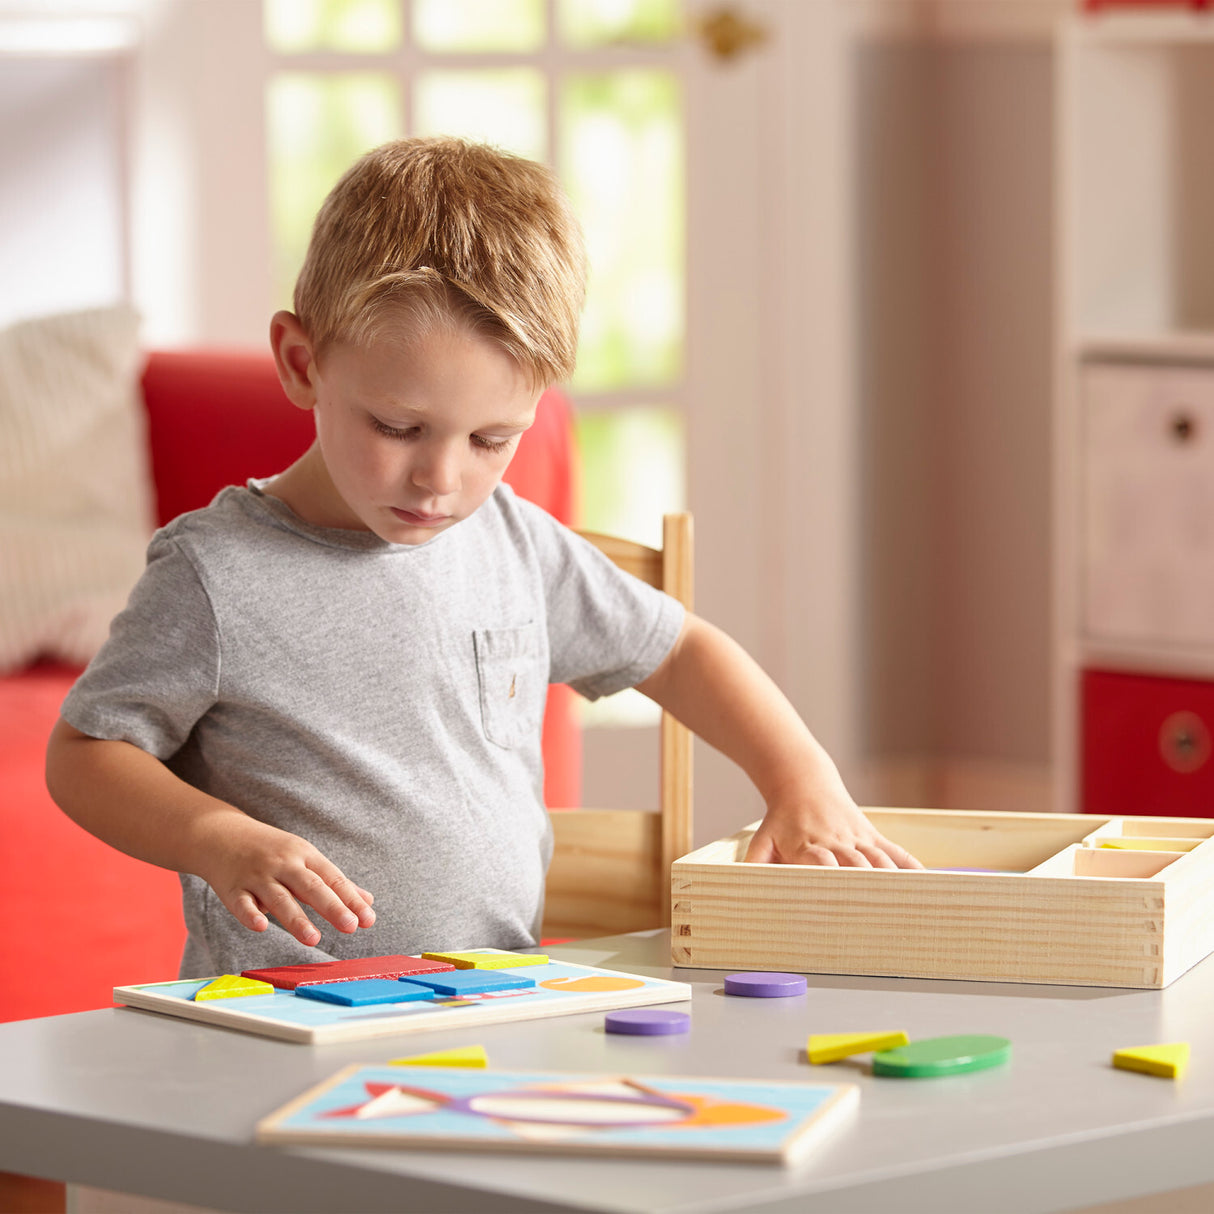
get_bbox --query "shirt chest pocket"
[473,625,544,750]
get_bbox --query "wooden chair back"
[542,513,694,939]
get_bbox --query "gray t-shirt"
[62,480,684,977]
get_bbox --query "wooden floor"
[0,1172,64,1214]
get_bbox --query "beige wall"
[1176,49,1214,332]
[855,41,1055,775]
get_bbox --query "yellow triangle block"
[422,951,548,970]
[389,1045,489,1068]
[1112,1043,1189,1080]
[194,974,274,1001]
[807,1031,910,1064]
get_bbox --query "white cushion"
[0,305,152,673]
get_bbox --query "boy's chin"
[378,509,459,545]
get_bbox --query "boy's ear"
[270,311,319,411]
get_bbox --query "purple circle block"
[604,1009,691,1036]
[723,972,808,998]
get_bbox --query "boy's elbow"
[45,717,93,811]
[635,612,702,704]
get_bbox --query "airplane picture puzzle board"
[113,953,692,1044]
[256,1064,859,1165]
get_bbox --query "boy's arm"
[635,614,921,868]
[45,719,376,945]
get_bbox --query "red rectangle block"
[242,955,456,990]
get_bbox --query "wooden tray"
[671,809,1214,988]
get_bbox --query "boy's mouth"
[391,507,450,526]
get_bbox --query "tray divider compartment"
[1073,847,1184,879]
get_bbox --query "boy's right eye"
[371,418,418,441]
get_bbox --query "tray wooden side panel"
[671,811,1214,989]
[671,861,1169,988]
[1162,848,1214,986]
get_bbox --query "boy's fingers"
[324,871,376,927]
[876,835,924,870]
[301,860,376,930]
[742,832,775,863]
[255,882,323,946]
[855,841,898,870]
[831,845,874,869]
[230,891,269,933]
[795,843,840,867]
[281,867,359,935]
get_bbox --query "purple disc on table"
[723,972,807,998]
[604,1009,691,1036]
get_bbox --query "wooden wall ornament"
[695,6,768,63]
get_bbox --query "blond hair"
[293,137,586,387]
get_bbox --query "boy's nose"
[412,445,461,496]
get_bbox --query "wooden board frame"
[114,955,692,1044]
[671,809,1214,988]
[256,1064,859,1166]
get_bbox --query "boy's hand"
[194,814,377,946]
[743,795,923,870]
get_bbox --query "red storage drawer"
[1083,669,1214,817]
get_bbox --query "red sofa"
[0,350,580,1023]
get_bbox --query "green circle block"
[872,1034,1011,1078]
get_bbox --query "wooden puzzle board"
[114,954,691,1044]
[256,1064,858,1166]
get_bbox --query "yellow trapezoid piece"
[421,951,548,970]
[194,974,274,1001]
[807,1031,910,1064]
[1112,1042,1190,1080]
[388,1045,489,1068]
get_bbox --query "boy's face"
[280,321,541,545]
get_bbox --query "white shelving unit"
[1055,9,1214,813]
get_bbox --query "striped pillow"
[0,305,153,673]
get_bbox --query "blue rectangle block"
[402,970,537,997]
[295,978,436,1007]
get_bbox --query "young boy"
[46,137,918,979]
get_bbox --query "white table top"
[3,930,1214,1213]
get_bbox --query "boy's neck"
[263,443,365,532]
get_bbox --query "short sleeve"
[514,498,685,701]
[60,533,220,760]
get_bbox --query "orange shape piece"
[539,975,646,993]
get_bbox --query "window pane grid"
[557,0,681,49]
[265,0,402,53]
[413,0,547,53]
[267,71,404,305]
[413,67,548,161]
